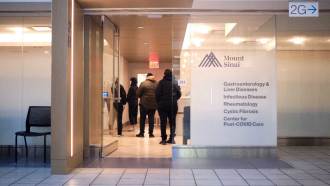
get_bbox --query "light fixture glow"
[288,37,306,45]
[70,0,74,158]
[257,38,271,45]
[32,26,51,32]
[227,37,245,45]
[7,27,29,33]
[191,38,204,47]
[225,23,237,36]
[104,39,109,46]
[188,23,211,34]
[137,26,144,29]
[0,32,51,46]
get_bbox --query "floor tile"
[270,179,301,186]
[118,178,145,185]
[220,179,248,186]
[266,174,291,179]
[245,179,275,186]
[296,179,329,186]
[144,178,169,185]
[195,179,222,186]
[63,178,94,185]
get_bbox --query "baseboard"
[172,145,277,159]
[278,137,330,146]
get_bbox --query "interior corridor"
[105,124,182,158]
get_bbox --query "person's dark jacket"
[137,76,158,110]
[113,84,127,105]
[127,80,138,106]
[156,74,181,110]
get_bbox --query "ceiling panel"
[78,0,193,8]
[109,15,188,63]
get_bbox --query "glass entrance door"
[102,16,120,157]
[83,15,120,158]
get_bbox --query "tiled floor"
[0,146,330,185]
[106,125,181,158]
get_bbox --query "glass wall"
[0,16,51,146]
[175,13,330,146]
[276,13,330,138]
[175,15,277,146]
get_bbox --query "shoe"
[117,134,123,137]
[159,140,166,145]
[136,133,144,137]
[166,139,175,144]
[149,134,155,138]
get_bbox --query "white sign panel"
[191,51,277,146]
[289,1,319,17]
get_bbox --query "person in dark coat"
[136,73,158,138]
[127,77,138,130]
[156,69,181,145]
[112,78,127,136]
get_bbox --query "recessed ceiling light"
[7,27,29,33]
[147,15,162,19]
[187,23,211,35]
[288,37,306,45]
[257,38,271,45]
[104,39,109,46]
[137,26,144,29]
[191,38,204,47]
[227,37,245,45]
[32,26,51,32]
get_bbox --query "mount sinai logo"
[198,52,222,68]
[198,52,244,68]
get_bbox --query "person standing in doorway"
[156,69,181,145]
[136,73,158,138]
[127,77,138,131]
[112,78,127,136]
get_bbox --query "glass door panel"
[102,16,119,157]
[174,15,276,146]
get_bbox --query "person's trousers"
[128,103,138,125]
[114,103,123,135]
[158,105,178,141]
[139,105,156,135]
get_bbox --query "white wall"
[0,46,51,145]
[277,51,330,137]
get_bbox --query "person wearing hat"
[136,73,158,138]
[127,77,138,131]
[156,69,181,145]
